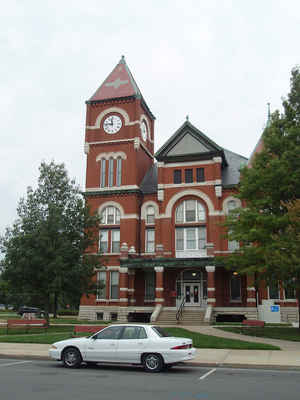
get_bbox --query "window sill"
[99,253,121,255]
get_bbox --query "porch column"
[246,274,256,307]
[205,266,216,306]
[154,266,164,306]
[128,270,136,305]
[119,267,129,307]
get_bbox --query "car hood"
[52,337,90,348]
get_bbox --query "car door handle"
[110,344,116,346]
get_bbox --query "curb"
[185,361,300,371]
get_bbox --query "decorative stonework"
[157,189,164,201]
[134,137,140,150]
[84,142,90,154]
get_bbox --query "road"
[0,358,300,400]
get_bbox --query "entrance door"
[184,283,201,305]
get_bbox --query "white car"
[49,324,195,372]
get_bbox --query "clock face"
[103,115,122,134]
[140,121,148,141]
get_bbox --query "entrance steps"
[156,308,210,326]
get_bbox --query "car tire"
[143,353,164,373]
[62,347,82,368]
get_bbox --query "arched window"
[100,207,120,224]
[175,200,206,257]
[116,157,122,187]
[146,205,155,224]
[175,200,206,223]
[108,158,114,187]
[100,159,106,188]
[99,206,120,254]
[227,200,238,213]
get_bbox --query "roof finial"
[266,102,271,128]
[120,55,126,64]
[186,115,189,121]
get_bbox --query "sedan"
[49,324,195,372]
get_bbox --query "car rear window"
[152,326,171,337]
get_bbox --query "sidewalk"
[0,325,300,369]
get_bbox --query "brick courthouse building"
[79,57,298,324]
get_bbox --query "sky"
[1,0,299,235]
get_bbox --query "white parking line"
[0,361,32,367]
[198,368,216,380]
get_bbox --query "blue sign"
[271,305,280,312]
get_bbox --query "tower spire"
[266,102,271,128]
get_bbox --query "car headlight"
[50,345,58,350]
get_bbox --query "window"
[108,158,114,187]
[284,280,296,299]
[185,169,193,183]
[146,205,155,224]
[116,157,122,187]
[120,326,147,340]
[110,271,119,299]
[100,207,120,225]
[228,200,238,213]
[100,159,106,188]
[145,270,155,300]
[94,325,122,340]
[175,200,206,223]
[228,230,239,251]
[99,230,108,253]
[111,230,120,253]
[174,170,182,184]
[176,227,206,251]
[230,273,241,301]
[196,168,205,182]
[97,271,107,299]
[269,281,279,299]
[99,229,120,253]
[145,229,155,253]
[99,206,120,253]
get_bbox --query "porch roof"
[120,257,221,269]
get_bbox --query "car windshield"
[152,326,171,337]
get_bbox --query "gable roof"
[155,119,227,165]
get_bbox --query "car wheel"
[143,353,163,373]
[62,347,82,368]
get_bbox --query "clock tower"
[84,56,155,255]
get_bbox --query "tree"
[0,161,101,324]
[219,67,300,327]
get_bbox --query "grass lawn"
[163,327,280,350]
[217,327,300,342]
[0,325,279,349]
